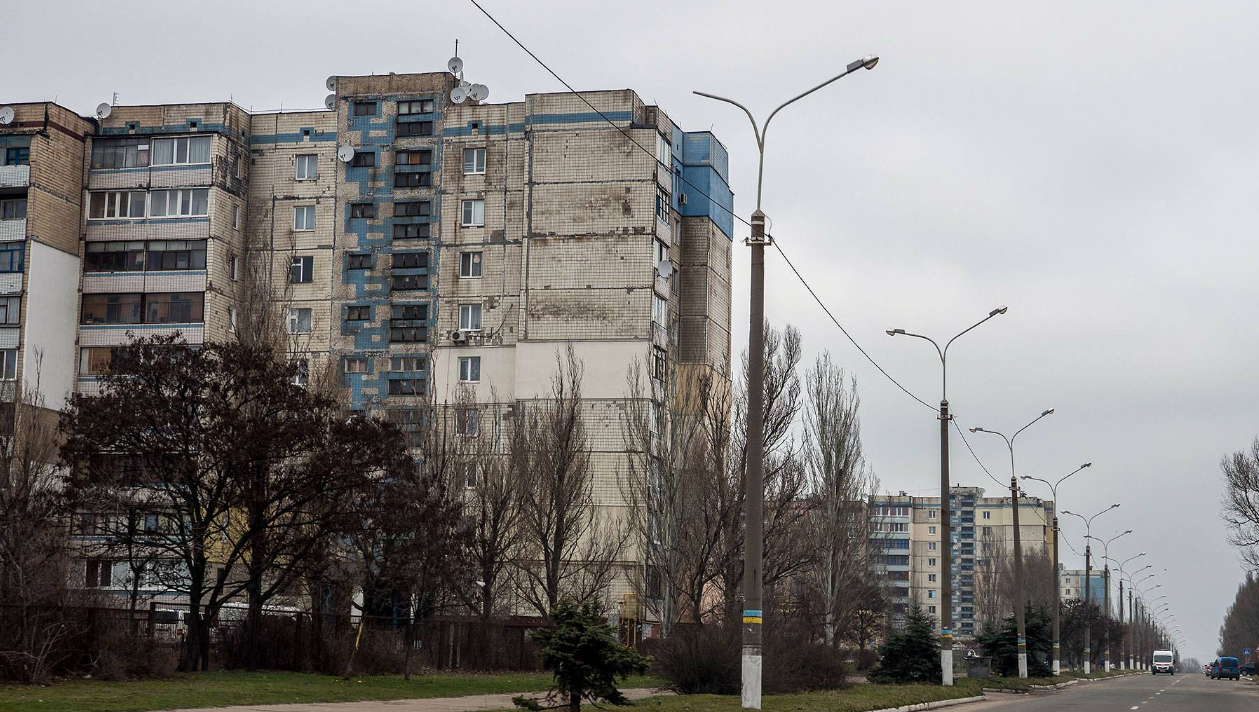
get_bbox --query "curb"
[867,695,987,712]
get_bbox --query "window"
[655,187,670,221]
[85,559,115,589]
[350,152,376,167]
[346,305,370,321]
[393,223,430,239]
[232,204,240,230]
[463,148,486,174]
[928,573,937,583]
[147,240,207,270]
[390,325,427,343]
[287,308,312,334]
[293,205,316,231]
[0,296,19,325]
[396,120,433,137]
[929,526,936,535]
[388,378,425,396]
[389,355,426,372]
[91,138,151,169]
[652,346,666,381]
[393,252,428,269]
[228,306,237,333]
[288,256,314,283]
[655,238,669,266]
[88,191,147,220]
[982,510,991,520]
[350,202,376,218]
[291,359,309,387]
[394,172,431,188]
[928,558,937,567]
[929,510,938,520]
[391,304,428,321]
[353,101,377,116]
[390,274,428,291]
[343,356,369,374]
[459,303,482,331]
[462,462,478,489]
[80,293,142,324]
[459,251,482,278]
[394,201,431,217]
[347,253,371,269]
[928,605,937,615]
[0,349,15,380]
[0,245,24,273]
[295,154,318,180]
[0,198,26,220]
[84,242,145,272]
[456,409,480,437]
[396,150,432,165]
[652,293,667,327]
[459,356,480,383]
[461,199,485,227]
[397,99,435,115]
[142,292,204,324]
[149,188,208,217]
[2,146,28,166]
[151,136,211,166]
[229,254,239,280]
[78,347,114,375]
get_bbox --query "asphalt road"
[976,672,1259,711]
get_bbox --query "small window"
[0,296,20,325]
[390,274,428,291]
[396,150,432,165]
[343,356,369,374]
[928,573,937,583]
[0,245,24,273]
[392,223,430,240]
[350,152,376,167]
[295,154,318,180]
[347,253,371,270]
[287,308,312,334]
[460,199,485,227]
[346,305,370,321]
[0,198,27,220]
[394,172,431,188]
[652,346,666,381]
[928,605,937,615]
[350,202,376,219]
[289,256,314,283]
[391,304,428,321]
[3,147,29,166]
[462,148,486,174]
[459,251,482,278]
[228,306,237,333]
[291,359,309,387]
[928,526,936,535]
[397,99,435,115]
[353,101,377,116]
[293,205,316,231]
[394,201,431,217]
[0,348,16,380]
[459,303,482,331]
[462,462,478,489]
[653,293,667,327]
[388,378,425,396]
[229,255,239,281]
[389,355,426,371]
[394,252,428,269]
[655,186,670,221]
[929,542,937,551]
[232,204,240,230]
[455,409,480,437]
[458,356,481,383]
[982,511,991,520]
[927,590,936,599]
[396,120,433,137]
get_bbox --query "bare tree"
[1221,438,1259,572]
[515,347,624,618]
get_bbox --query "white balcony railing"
[0,165,30,188]
[0,219,25,242]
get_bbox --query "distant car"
[1211,657,1240,681]
[1204,663,1212,676]
[1240,662,1255,676]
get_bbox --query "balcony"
[0,165,29,188]
[0,219,24,242]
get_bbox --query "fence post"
[294,614,302,671]
[147,601,156,639]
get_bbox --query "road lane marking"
[1131,707,1139,710]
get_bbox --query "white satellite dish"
[447,56,464,75]
[337,144,356,163]
[657,260,674,279]
[324,94,337,111]
[96,103,112,119]
[325,76,338,92]
[0,107,13,125]
[469,84,489,102]
[450,86,470,104]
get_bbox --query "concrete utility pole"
[1092,531,1131,672]
[1021,462,1092,675]
[887,307,1008,686]
[970,409,1055,679]
[695,54,879,710]
[1062,505,1120,674]
[1107,553,1144,671]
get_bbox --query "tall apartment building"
[0,67,734,606]
[1059,566,1106,607]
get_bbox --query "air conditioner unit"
[449,329,468,343]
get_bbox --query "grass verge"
[0,671,662,712]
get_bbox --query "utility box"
[966,656,992,679]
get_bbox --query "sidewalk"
[156,687,666,712]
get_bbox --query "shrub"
[95,634,176,681]
[868,604,940,684]
[654,620,847,695]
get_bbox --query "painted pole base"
[1053,658,1060,676]
[741,649,762,709]
[942,649,953,686]
[1085,659,1091,675]
[1018,653,1028,679]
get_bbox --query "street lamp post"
[886,308,1008,685]
[1022,462,1091,675]
[695,54,879,710]
[1106,553,1145,670]
[1062,505,1120,674]
[1086,530,1131,672]
[969,409,1055,679]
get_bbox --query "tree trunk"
[246,506,266,671]
[569,691,581,712]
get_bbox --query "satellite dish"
[657,260,674,279]
[450,86,469,104]
[337,144,356,163]
[447,56,464,75]
[469,84,489,102]
[325,76,338,92]
[96,103,112,119]
[324,94,336,111]
[0,107,13,125]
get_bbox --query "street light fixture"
[1084,529,1131,671]
[968,408,1054,679]
[1104,552,1144,669]
[1061,505,1120,673]
[1021,462,1091,675]
[886,307,1009,684]
[695,56,878,709]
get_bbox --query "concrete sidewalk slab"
[154,687,666,712]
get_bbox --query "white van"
[1152,650,1175,675]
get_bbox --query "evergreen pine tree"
[869,604,942,684]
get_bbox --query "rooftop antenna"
[448,42,489,105]
[111,92,119,106]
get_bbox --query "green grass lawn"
[0,671,663,712]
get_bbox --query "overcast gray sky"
[10,0,1257,661]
